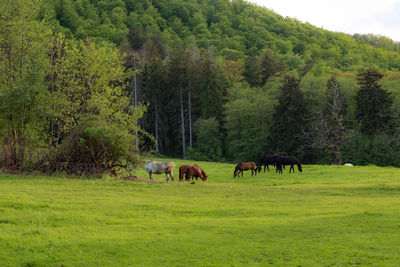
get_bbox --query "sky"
[247,0,400,42]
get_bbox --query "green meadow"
[0,158,400,266]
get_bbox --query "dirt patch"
[120,176,166,184]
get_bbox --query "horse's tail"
[233,163,240,177]
[185,167,191,181]
[179,166,183,181]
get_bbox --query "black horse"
[257,152,289,172]
[275,156,302,174]
[257,155,278,172]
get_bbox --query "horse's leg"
[149,171,153,180]
[264,165,266,172]
[165,172,169,181]
[266,164,270,171]
[170,171,174,181]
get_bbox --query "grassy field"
[0,158,400,266]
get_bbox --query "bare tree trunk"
[180,83,186,158]
[155,103,159,152]
[133,53,138,153]
[188,81,192,149]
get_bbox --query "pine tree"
[259,50,286,85]
[243,51,260,87]
[270,75,309,156]
[355,68,393,143]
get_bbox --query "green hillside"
[40,0,400,71]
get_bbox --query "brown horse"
[233,162,257,178]
[179,164,197,181]
[185,165,208,181]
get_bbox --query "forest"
[1,0,400,174]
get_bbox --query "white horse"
[143,161,175,181]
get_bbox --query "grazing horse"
[275,156,302,174]
[179,164,194,181]
[144,161,175,181]
[234,162,257,178]
[185,165,208,181]
[257,155,278,172]
[179,164,204,181]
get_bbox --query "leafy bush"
[40,118,138,175]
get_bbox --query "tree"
[310,77,348,164]
[270,75,309,157]
[0,0,49,169]
[224,83,274,161]
[259,50,286,85]
[141,57,167,152]
[355,68,393,146]
[243,51,260,87]
[168,43,190,158]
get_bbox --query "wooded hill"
[40,0,400,71]
[1,0,400,174]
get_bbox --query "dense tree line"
[1,0,400,172]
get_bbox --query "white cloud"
[248,0,400,41]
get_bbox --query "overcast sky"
[248,0,400,42]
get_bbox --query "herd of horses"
[143,152,302,182]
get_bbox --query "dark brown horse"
[185,165,208,181]
[233,162,257,178]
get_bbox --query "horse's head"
[201,170,208,181]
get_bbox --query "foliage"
[0,0,49,169]
[310,77,348,164]
[342,133,400,166]
[189,117,223,161]
[355,69,393,140]
[224,83,275,161]
[39,0,400,71]
[43,118,138,175]
[2,0,400,167]
[0,1,145,174]
[269,75,310,159]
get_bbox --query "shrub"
[40,118,138,175]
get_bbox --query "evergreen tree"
[270,75,309,157]
[168,43,190,158]
[355,68,393,142]
[243,50,260,87]
[259,50,286,85]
